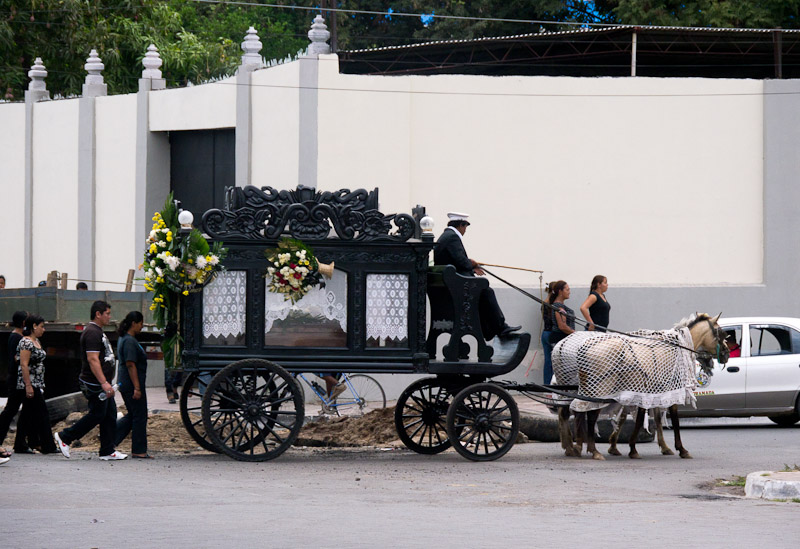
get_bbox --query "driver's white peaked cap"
[446,212,470,222]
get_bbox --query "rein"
[481,267,722,358]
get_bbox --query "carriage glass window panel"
[202,270,247,346]
[366,273,409,348]
[749,325,794,356]
[264,268,347,347]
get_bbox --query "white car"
[678,317,800,426]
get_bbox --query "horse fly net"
[551,328,699,413]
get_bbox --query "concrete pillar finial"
[240,26,264,70]
[140,44,166,91]
[308,15,331,56]
[83,49,107,97]
[84,50,104,83]
[27,58,48,92]
[142,44,163,79]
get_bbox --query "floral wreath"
[142,193,227,368]
[264,238,331,304]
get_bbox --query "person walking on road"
[0,311,28,457]
[15,315,57,454]
[114,311,151,459]
[54,301,127,460]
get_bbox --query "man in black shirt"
[54,300,128,460]
[434,212,520,340]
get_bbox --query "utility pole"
[322,0,338,52]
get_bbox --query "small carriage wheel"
[446,383,519,462]
[201,359,305,462]
[179,371,220,453]
[395,377,454,455]
[335,374,387,416]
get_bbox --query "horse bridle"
[696,319,729,366]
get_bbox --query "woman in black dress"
[580,275,610,332]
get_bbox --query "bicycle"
[294,373,386,416]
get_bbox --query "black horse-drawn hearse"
[178,185,531,462]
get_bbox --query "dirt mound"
[296,407,402,447]
[51,406,404,455]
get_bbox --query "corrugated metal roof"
[342,25,800,55]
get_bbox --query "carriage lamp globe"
[178,209,194,232]
[419,215,435,235]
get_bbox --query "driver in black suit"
[433,212,520,340]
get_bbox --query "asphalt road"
[2,420,798,548]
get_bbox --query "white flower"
[150,260,156,267]
[267,267,275,275]
[164,255,180,271]
[208,255,219,266]
[195,256,207,269]
[156,267,164,277]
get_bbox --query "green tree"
[0,0,306,99]
[601,0,800,28]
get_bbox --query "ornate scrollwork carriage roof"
[201,185,417,242]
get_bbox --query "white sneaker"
[53,432,70,459]
[99,451,128,461]
[0,456,9,466]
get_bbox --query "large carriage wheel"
[335,374,387,416]
[395,377,454,454]
[179,371,220,453]
[201,359,305,462]
[446,383,519,462]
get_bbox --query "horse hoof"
[564,447,580,458]
[629,452,641,459]
[680,451,693,459]
[661,448,675,456]
[608,447,622,456]
[592,451,605,461]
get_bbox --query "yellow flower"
[166,235,172,242]
[164,251,171,257]
[187,258,193,264]
[182,290,189,296]
[149,304,156,311]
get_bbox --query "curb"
[745,471,800,500]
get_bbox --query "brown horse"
[553,313,729,460]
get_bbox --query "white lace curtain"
[264,269,347,333]
[202,271,247,340]
[366,274,409,341]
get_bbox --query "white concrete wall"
[149,77,236,131]
[317,59,764,288]
[32,99,80,285]
[251,62,301,185]
[96,94,138,291]
[0,103,26,287]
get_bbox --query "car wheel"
[768,396,800,427]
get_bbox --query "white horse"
[552,313,729,460]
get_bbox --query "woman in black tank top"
[580,275,610,332]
